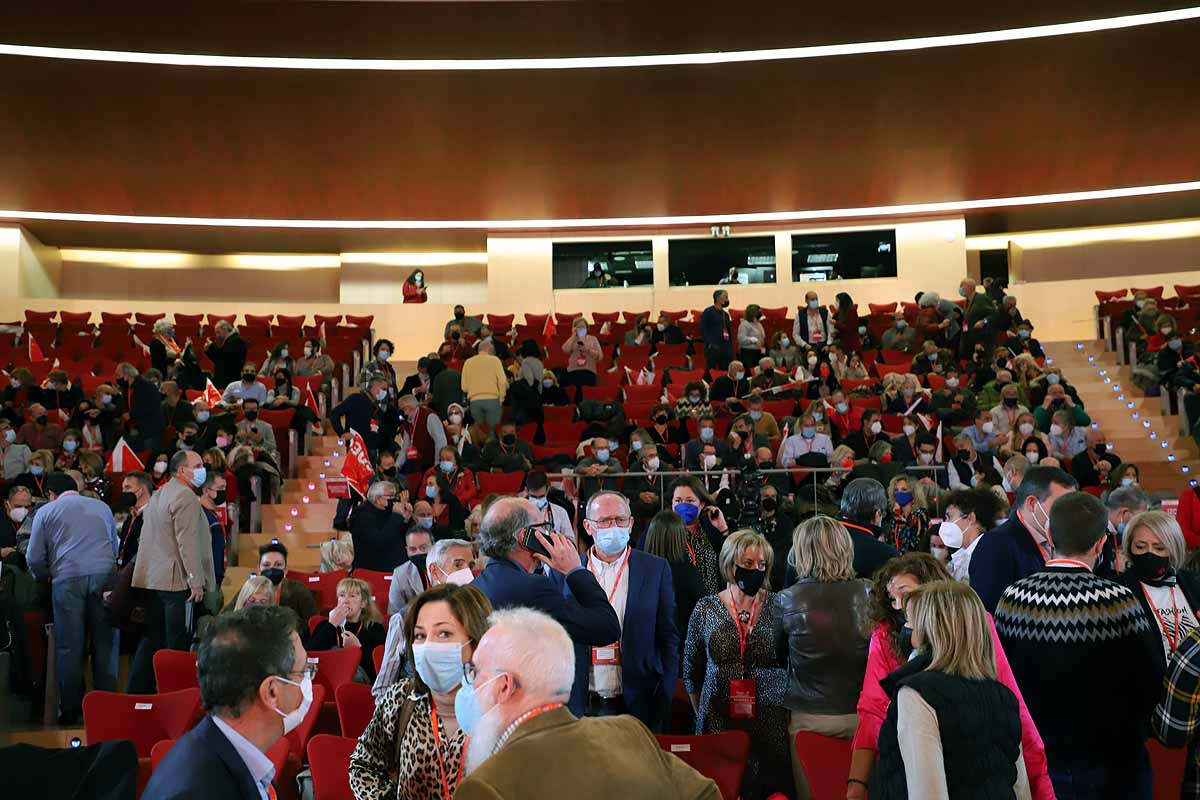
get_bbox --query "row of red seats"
[21,310,376,328]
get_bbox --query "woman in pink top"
[560,316,603,399]
[847,553,1053,800]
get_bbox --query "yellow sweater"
[461,353,508,401]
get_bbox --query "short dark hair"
[713,289,726,303]
[123,471,154,494]
[840,478,887,525]
[242,397,259,409]
[45,473,77,497]
[168,449,192,476]
[259,542,289,562]
[525,470,549,493]
[197,605,299,717]
[915,433,938,450]
[944,487,1000,527]
[1014,466,1077,508]
[1048,491,1105,557]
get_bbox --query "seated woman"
[13,449,56,498]
[319,538,355,573]
[234,575,275,610]
[875,581,1031,799]
[769,330,801,370]
[306,577,388,683]
[423,446,478,510]
[1119,511,1200,668]
[647,403,689,449]
[350,584,491,797]
[1108,462,1141,491]
[674,381,713,420]
[847,553,1052,800]
[1004,411,1051,461]
[886,474,931,554]
[421,471,468,531]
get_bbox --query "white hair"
[366,481,396,502]
[428,538,472,570]
[486,607,574,703]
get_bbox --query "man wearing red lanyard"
[454,608,717,799]
[567,491,679,732]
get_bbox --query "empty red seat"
[668,369,706,385]
[174,313,203,325]
[335,683,376,739]
[762,400,794,420]
[206,313,237,326]
[83,688,202,756]
[580,385,620,403]
[477,471,527,495]
[1130,285,1164,299]
[524,312,550,328]
[624,384,662,403]
[655,732,749,800]
[307,648,362,700]
[314,314,343,327]
[840,378,878,392]
[874,362,909,379]
[302,569,349,612]
[135,312,166,324]
[277,314,306,327]
[760,306,788,320]
[542,405,577,424]
[345,314,374,327]
[926,374,946,391]
[868,302,898,315]
[1175,284,1200,298]
[542,421,586,444]
[152,649,199,693]
[307,734,357,800]
[487,313,515,328]
[849,395,882,411]
[245,313,274,326]
[793,731,853,800]
[59,310,91,324]
[554,312,578,326]
[24,310,56,323]
[592,311,621,324]
[1094,288,1128,302]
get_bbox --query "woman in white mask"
[937,487,1001,582]
[350,584,493,800]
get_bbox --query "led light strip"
[1,181,1198,231]
[2,7,1199,70]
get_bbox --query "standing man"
[525,469,575,541]
[569,491,678,731]
[25,472,119,724]
[395,394,447,475]
[461,340,508,434]
[129,449,215,692]
[198,471,228,613]
[700,289,733,372]
[793,290,833,350]
[330,375,399,457]
[115,362,166,453]
[205,320,248,390]
[959,277,998,357]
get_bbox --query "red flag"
[203,378,222,406]
[303,383,320,416]
[27,333,45,363]
[106,437,145,473]
[541,314,556,342]
[340,429,374,498]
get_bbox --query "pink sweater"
[854,616,1055,800]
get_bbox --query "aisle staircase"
[1042,341,1198,494]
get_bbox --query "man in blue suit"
[143,605,313,800]
[472,497,622,717]
[558,490,679,732]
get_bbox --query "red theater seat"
[278,314,306,327]
[344,314,374,327]
[335,683,376,739]
[1130,285,1164,299]
[152,649,199,693]
[1095,289,1128,302]
[307,735,357,800]
[477,471,527,495]
[793,731,853,800]
[655,732,749,800]
[868,302,898,314]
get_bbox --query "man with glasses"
[144,605,314,799]
[471,497,620,716]
[553,491,678,731]
[454,608,717,798]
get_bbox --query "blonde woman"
[1119,511,1200,669]
[684,529,789,799]
[319,537,355,573]
[233,575,275,610]
[826,445,856,491]
[776,517,871,799]
[874,581,1031,800]
[887,475,930,554]
[738,304,768,367]
[306,577,388,682]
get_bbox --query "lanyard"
[33,475,44,496]
[721,590,761,661]
[1029,531,1054,563]
[684,527,699,566]
[588,548,630,605]
[428,703,464,800]
[1141,584,1182,653]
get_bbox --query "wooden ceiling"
[1,1,1199,251]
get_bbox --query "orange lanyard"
[33,475,44,496]
[588,548,630,604]
[684,528,699,566]
[721,591,761,661]
[1028,530,1053,563]
[1141,584,1182,653]
[429,703,464,800]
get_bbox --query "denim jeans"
[127,589,191,693]
[52,573,119,719]
[1049,746,1152,800]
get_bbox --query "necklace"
[737,609,752,625]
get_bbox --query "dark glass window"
[791,230,897,282]
[667,236,776,287]
[552,240,654,289]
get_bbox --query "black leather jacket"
[775,578,872,715]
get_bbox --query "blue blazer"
[141,715,263,800]
[969,510,1047,613]
[472,557,622,715]
[553,548,680,728]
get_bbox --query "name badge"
[370,419,380,433]
[592,642,621,665]
[729,679,756,719]
[576,356,587,367]
[406,447,420,461]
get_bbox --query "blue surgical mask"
[30,465,44,477]
[377,350,391,361]
[439,460,456,474]
[630,439,643,452]
[595,449,610,463]
[593,526,631,556]
[195,410,211,423]
[608,440,619,452]
[1045,373,1060,385]
[425,485,438,499]
[699,428,714,442]
[576,327,587,338]
[375,389,388,403]
[417,516,434,530]
[190,466,207,488]
[412,641,465,693]
[673,502,700,525]
[836,402,849,414]
[531,496,549,510]
[927,353,937,362]
[780,337,791,348]
[749,410,762,421]
[1169,338,1183,351]
[1018,330,1031,339]
[895,320,907,330]
[895,491,914,507]
[454,672,505,735]
[801,427,816,440]
[3,430,14,443]
[808,300,820,310]
[64,440,78,452]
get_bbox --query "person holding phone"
[560,317,602,401]
[471,497,621,716]
[665,476,730,595]
[306,577,387,682]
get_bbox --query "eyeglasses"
[589,515,633,527]
[284,664,319,680]
[462,660,479,686]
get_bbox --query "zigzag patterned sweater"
[994,562,1163,768]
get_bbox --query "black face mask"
[183,434,197,445]
[275,378,287,388]
[451,331,461,340]
[35,415,48,425]
[502,433,517,446]
[761,496,778,513]
[118,491,138,509]
[242,373,256,383]
[454,312,465,320]
[733,566,766,596]
[654,414,669,425]
[1094,444,1108,456]
[244,410,258,421]
[758,459,776,470]
[213,489,227,506]
[381,466,398,478]
[1129,552,1173,585]
[957,448,971,460]
[261,567,285,586]
[1003,397,1018,408]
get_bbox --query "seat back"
[307,648,363,697]
[351,568,391,615]
[793,731,853,800]
[1148,739,1187,800]
[83,688,203,757]
[307,734,358,800]
[335,682,377,739]
[477,471,527,495]
[152,649,199,693]
[655,732,749,800]
[150,738,176,772]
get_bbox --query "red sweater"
[1180,488,1200,551]
[402,281,427,304]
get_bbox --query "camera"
[735,451,765,528]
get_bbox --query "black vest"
[877,657,1022,800]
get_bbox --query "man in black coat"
[116,363,166,453]
[837,477,900,580]
[1070,428,1122,489]
[349,481,415,573]
[329,376,400,455]
[205,320,249,390]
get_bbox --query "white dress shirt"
[587,547,630,698]
[779,432,834,467]
[212,715,275,800]
[949,535,984,583]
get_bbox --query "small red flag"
[303,384,320,416]
[203,378,222,406]
[28,333,45,362]
[340,429,374,499]
[542,315,556,342]
[106,437,145,473]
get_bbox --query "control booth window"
[552,240,654,289]
[791,229,897,282]
[667,236,777,286]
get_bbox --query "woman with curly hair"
[845,553,1053,800]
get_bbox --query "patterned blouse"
[349,678,466,800]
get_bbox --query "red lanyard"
[1141,584,1182,653]
[1029,531,1053,563]
[588,548,630,605]
[684,528,698,566]
[721,590,761,660]
[429,703,464,800]
[33,475,44,496]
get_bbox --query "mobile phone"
[518,525,555,559]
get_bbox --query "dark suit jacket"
[969,510,1047,613]
[126,376,166,440]
[205,333,249,390]
[141,715,264,800]
[472,557,621,716]
[839,518,899,582]
[553,549,679,729]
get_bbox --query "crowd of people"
[8,276,1200,800]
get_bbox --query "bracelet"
[846,778,868,788]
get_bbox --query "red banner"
[325,478,350,499]
[340,429,373,498]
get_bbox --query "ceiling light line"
[1,180,1198,231]
[1,7,1198,71]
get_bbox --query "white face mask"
[931,546,949,562]
[938,518,967,549]
[1049,424,1063,436]
[902,425,916,437]
[981,421,995,434]
[273,674,313,735]
[449,413,463,425]
[9,506,28,523]
[441,567,474,586]
[303,346,313,357]
[646,456,660,472]
[869,421,882,435]
[919,452,934,464]
[702,454,717,470]
[1018,423,1033,435]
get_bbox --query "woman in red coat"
[421,446,478,510]
[401,269,427,303]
